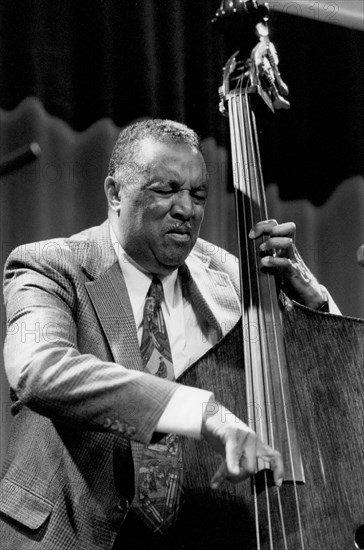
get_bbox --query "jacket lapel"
[85,264,142,371]
[81,221,142,371]
[182,255,241,338]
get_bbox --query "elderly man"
[0,119,338,550]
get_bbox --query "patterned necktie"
[140,276,175,380]
[133,276,183,533]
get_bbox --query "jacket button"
[125,426,136,437]
[103,417,112,428]
[115,497,129,514]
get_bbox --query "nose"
[171,190,194,220]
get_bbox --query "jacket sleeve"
[3,245,178,445]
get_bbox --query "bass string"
[240,94,273,453]
[230,90,274,549]
[262,259,306,550]
[229,96,263,549]
[245,92,306,550]
[245,94,292,550]
[231,92,272,547]
[228,94,256,430]
[241,92,276,550]
[231,94,267,444]
[230,86,306,548]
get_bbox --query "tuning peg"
[275,74,289,97]
[273,94,290,110]
[218,86,229,117]
[256,1,270,21]
[271,84,290,109]
[266,42,289,97]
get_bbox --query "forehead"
[135,138,207,181]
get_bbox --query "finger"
[269,222,296,239]
[225,437,242,477]
[260,255,312,284]
[211,458,252,489]
[256,443,284,487]
[210,460,229,490]
[249,219,278,239]
[226,431,258,480]
[260,256,294,271]
[271,454,284,487]
[260,237,294,256]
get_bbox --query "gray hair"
[108,119,201,180]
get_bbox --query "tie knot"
[148,276,164,304]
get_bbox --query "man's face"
[115,138,208,275]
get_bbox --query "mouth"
[166,232,191,242]
[166,224,192,241]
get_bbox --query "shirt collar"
[109,224,179,316]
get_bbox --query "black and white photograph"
[0,1,363,548]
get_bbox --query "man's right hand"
[201,398,284,490]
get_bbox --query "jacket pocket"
[0,479,53,530]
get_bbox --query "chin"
[158,252,190,272]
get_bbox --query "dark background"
[0,0,363,204]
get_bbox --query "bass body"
[178,305,364,549]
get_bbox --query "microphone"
[357,244,364,267]
[0,143,41,177]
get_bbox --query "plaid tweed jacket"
[0,220,241,550]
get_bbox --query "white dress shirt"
[110,226,217,439]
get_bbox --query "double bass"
[178,1,364,548]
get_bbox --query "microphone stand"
[0,143,41,177]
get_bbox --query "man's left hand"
[249,219,327,309]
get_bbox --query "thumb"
[210,460,228,490]
[225,437,241,476]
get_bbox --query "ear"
[104,176,121,213]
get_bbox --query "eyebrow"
[146,179,209,192]
[147,166,209,186]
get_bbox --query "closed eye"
[192,189,207,202]
[153,189,173,195]
[149,181,207,201]
[149,180,179,195]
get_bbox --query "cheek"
[194,207,205,228]
[138,212,166,242]
[145,202,171,228]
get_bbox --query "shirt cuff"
[156,386,214,439]
[320,285,342,315]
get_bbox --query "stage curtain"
[0,0,363,203]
